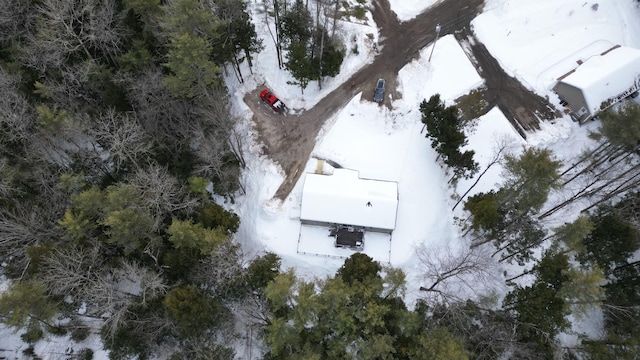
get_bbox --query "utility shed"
[300,169,398,233]
[553,45,640,123]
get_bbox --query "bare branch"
[115,259,168,305]
[191,242,245,298]
[416,241,501,305]
[20,0,127,73]
[453,135,516,210]
[129,164,199,230]
[0,205,61,264]
[117,68,194,139]
[40,243,105,298]
[89,109,152,173]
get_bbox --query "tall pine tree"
[420,94,478,180]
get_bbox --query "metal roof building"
[553,45,640,122]
[300,169,398,233]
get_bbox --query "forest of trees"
[0,0,639,359]
[264,0,348,92]
[416,92,640,359]
[0,0,356,358]
[0,0,270,357]
[459,102,640,359]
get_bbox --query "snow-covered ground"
[228,0,640,347]
[230,31,510,303]
[474,0,640,95]
[4,0,640,357]
[232,0,640,291]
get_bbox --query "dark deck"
[334,227,364,250]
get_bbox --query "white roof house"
[300,169,398,232]
[553,45,640,122]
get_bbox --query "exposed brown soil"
[454,29,558,137]
[243,0,558,200]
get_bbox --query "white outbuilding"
[553,45,640,123]
[300,169,398,233]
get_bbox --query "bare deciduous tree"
[39,243,105,298]
[36,61,103,111]
[188,87,239,186]
[191,123,241,195]
[43,250,169,341]
[129,164,199,230]
[0,66,35,145]
[89,109,152,173]
[97,260,171,345]
[26,110,115,180]
[118,68,195,139]
[86,259,168,340]
[0,205,61,268]
[190,242,245,298]
[115,259,168,305]
[0,0,35,46]
[119,67,243,194]
[241,292,271,327]
[0,160,20,200]
[417,242,501,304]
[176,333,237,359]
[428,300,541,360]
[21,0,127,73]
[262,0,285,68]
[229,127,247,169]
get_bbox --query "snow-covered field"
[227,0,640,346]
[4,0,640,357]
[475,0,640,95]
[231,0,640,289]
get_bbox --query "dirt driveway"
[243,0,557,200]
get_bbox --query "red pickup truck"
[260,89,287,114]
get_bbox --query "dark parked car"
[373,79,385,103]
